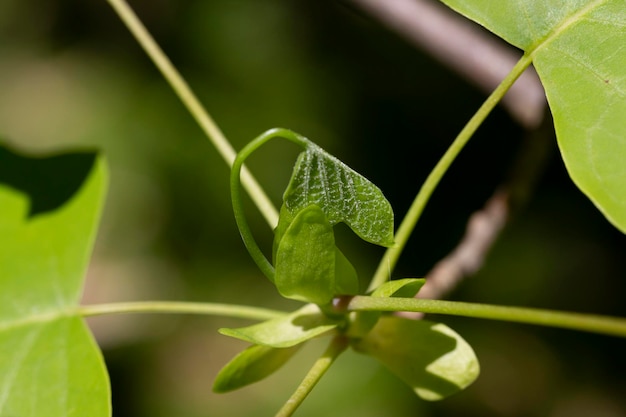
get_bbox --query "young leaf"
[283,141,395,246]
[274,205,337,305]
[353,316,480,401]
[213,344,302,393]
[439,0,626,233]
[219,304,339,348]
[371,278,426,298]
[0,144,110,416]
[274,203,359,297]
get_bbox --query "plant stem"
[276,336,349,417]
[231,128,309,280]
[105,0,278,227]
[347,296,626,338]
[78,301,285,321]
[368,53,534,292]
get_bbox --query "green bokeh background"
[1,1,624,416]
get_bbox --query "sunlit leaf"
[353,316,480,401]
[274,205,337,304]
[213,344,302,393]
[0,143,110,416]
[273,204,359,299]
[219,304,339,348]
[439,0,626,232]
[283,140,395,246]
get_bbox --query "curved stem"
[276,336,349,417]
[106,0,278,227]
[231,128,310,280]
[78,301,286,321]
[347,296,626,338]
[368,53,534,291]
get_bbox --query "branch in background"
[344,0,546,129]
[403,116,555,318]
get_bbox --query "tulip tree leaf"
[438,0,626,233]
[283,140,395,246]
[213,344,302,393]
[0,143,110,416]
[219,304,339,348]
[353,316,480,401]
[274,205,337,304]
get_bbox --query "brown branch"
[344,0,547,128]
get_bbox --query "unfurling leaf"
[353,316,480,400]
[283,141,395,246]
[219,304,339,348]
[213,344,302,393]
[274,205,337,304]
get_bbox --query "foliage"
[0,1,625,416]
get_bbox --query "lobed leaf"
[0,144,110,416]
[219,304,339,348]
[438,0,626,233]
[213,344,302,393]
[353,316,480,401]
[283,141,395,246]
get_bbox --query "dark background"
[1,1,624,416]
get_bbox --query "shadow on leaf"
[353,316,479,400]
[0,144,97,217]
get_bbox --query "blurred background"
[1,0,625,416]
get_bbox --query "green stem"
[347,296,626,338]
[78,301,285,321]
[231,128,310,280]
[105,0,278,227]
[276,336,349,417]
[368,54,534,291]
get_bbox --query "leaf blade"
[213,344,302,393]
[219,304,339,348]
[438,0,626,232]
[353,316,480,401]
[283,142,395,246]
[0,144,110,416]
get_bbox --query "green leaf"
[274,204,359,298]
[283,141,395,246]
[438,0,626,233]
[0,144,110,416]
[333,247,359,296]
[371,278,426,298]
[213,344,302,393]
[219,304,339,348]
[274,205,337,304]
[353,316,480,401]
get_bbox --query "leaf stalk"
[348,296,626,338]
